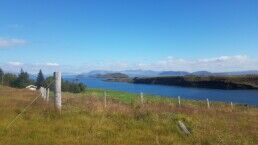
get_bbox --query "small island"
[92,73,132,82]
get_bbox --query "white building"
[26,85,37,91]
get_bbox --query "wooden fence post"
[178,96,181,106]
[207,98,210,109]
[231,102,233,110]
[1,75,3,86]
[140,92,144,105]
[40,87,44,98]
[39,87,42,97]
[54,72,61,113]
[104,91,107,108]
[130,95,133,106]
[43,88,46,100]
[178,121,190,135]
[46,88,50,102]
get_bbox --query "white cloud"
[142,55,258,72]
[1,62,60,74]
[0,38,27,48]
[1,55,258,74]
[197,55,248,63]
[45,63,59,66]
[8,61,23,66]
[71,55,258,72]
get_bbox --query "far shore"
[85,73,258,90]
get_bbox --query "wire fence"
[4,72,243,130]
[5,79,55,129]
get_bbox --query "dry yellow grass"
[0,86,258,145]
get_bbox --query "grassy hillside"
[0,86,258,145]
[133,75,258,90]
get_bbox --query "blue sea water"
[64,77,258,106]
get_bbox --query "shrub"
[44,76,86,93]
[3,73,17,86]
[12,69,33,88]
[36,69,45,89]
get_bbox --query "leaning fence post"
[140,92,144,105]
[43,88,46,100]
[39,87,42,97]
[207,98,210,109]
[1,75,3,86]
[40,87,44,98]
[178,96,181,106]
[54,72,62,113]
[178,121,190,135]
[45,88,47,100]
[104,91,107,108]
[46,88,50,102]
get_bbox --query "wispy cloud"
[64,55,258,72]
[1,55,258,74]
[0,38,27,48]
[45,63,59,66]
[139,55,258,72]
[1,62,60,74]
[8,61,23,66]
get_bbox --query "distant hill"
[77,69,258,78]
[159,71,213,76]
[159,71,190,76]
[88,70,115,76]
[96,73,129,79]
[214,70,258,76]
[191,71,213,76]
[78,69,160,77]
[76,70,115,78]
[95,73,131,82]
[160,70,258,77]
[120,70,160,77]
[133,75,258,90]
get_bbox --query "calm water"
[64,77,258,106]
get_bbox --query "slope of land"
[76,70,258,78]
[133,75,258,90]
[0,86,258,145]
[93,73,131,82]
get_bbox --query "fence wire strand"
[6,80,55,129]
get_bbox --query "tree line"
[0,68,86,93]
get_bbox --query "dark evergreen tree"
[13,69,31,88]
[0,68,4,85]
[36,69,45,89]
[4,73,17,86]
[44,76,54,90]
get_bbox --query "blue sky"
[0,0,258,73]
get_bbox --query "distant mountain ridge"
[159,71,190,76]
[213,70,258,76]
[120,70,160,77]
[94,73,131,82]
[87,70,115,76]
[75,69,258,78]
[133,75,258,90]
[77,70,160,77]
[191,71,213,76]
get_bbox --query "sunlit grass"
[0,86,257,145]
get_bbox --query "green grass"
[0,86,258,145]
[83,88,242,108]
